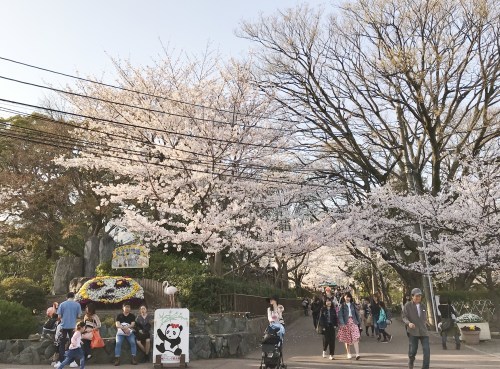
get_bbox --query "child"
[56,321,85,369]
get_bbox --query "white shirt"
[346,302,352,317]
[416,303,421,317]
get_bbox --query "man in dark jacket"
[402,288,430,369]
[311,297,322,329]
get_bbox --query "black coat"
[319,307,338,327]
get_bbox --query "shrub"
[0,299,37,339]
[0,277,47,311]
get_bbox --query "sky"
[0,0,328,117]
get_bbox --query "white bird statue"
[162,281,178,308]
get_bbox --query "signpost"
[153,308,190,367]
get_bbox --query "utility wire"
[0,55,306,126]
[0,74,305,135]
[0,98,331,154]
[0,129,333,189]
[0,120,334,177]
[0,107,340,175]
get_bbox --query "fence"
[220,293,303,316]
[454,300,496,322]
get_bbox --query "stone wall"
[0,310,302,365]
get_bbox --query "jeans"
[408,335,430,369]
[59,329,75,362]
[58,347,84,369]
[115,333,137,357]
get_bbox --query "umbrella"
[318,281,337,288]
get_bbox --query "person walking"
[81,303,101,360]
[402,288,430,369]
[311,296,322,329]
[135,304,153,362]
[337,292,361,360]
[114,302,138,366]
[362,297,374,337]
[55,321,86,369]
[319,297,338,360]
[438,297,460,350]
[377,301,392,343]
[55,292,82,368]
[370,292,382,340]
[302,297,310,316]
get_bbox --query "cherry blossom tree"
[57,52,338,275]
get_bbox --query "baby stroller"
[260,325,286,369]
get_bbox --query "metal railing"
[454,300,496,322]
[219,293,302,316]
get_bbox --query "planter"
[460,330,480,345]
[458,322,491,341]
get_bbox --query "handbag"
[366,314,373,326]
[90,329,105,349]
[316,322,324,334]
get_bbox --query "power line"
[0,120,335,177]
[0,74,303,134]
[0,127,333,189]
[0,55,306,126]
[0,98,331,154]
[0,107,340,175]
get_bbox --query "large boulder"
[84,236,100,277]
[99,234,115,264]
[69,277,92,294]
[52,256,83,294]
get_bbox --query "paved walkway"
[1,315,499,368]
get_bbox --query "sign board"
[153,309,190,364]
[111,244,149,269]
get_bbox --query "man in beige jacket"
[402,288,430,369]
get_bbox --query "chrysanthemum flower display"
[76,276,144,305]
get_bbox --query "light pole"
[407,170,438,332]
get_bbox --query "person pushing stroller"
[260,296,286,369]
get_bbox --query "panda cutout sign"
[153,309,189,364]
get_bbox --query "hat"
[266,295,279,304]
[411,288,423,296]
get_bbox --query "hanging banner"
[111,244,149,269]
[153,308,190,364]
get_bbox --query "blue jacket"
[338,303,360,326]
[377,308,388,329]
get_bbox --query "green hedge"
[96,252,298,313]
[0,299,37,339]
[437,290,491,303]
[0,277,47,311]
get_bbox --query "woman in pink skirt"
[337,292,361,360]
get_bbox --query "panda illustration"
[156,323,183,355]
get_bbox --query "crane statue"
[162,281,178,308]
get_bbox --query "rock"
[44,344,56,360]
[84,236,100,277]
[219,316,235,334]
[9,341,22,355]
[69,277,92,294]
[99,234,115,264]
[0,340,6,352]
[227,334,241,355]
[18,347,39,365]
[53,256,83,294]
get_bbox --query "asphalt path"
[1,315,499,369]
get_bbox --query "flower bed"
[75,276,144,305]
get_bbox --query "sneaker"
[388,334,393,342]
[356,355,361,360]
[53,362,61,368]
[329,355,334,360]
[114,357,120,366]
[322,351,326,358]
[69,361,78,368]
[131,356,137,365]
[86,354,92,359]
[382,339,388,343]
[347,353,352,359]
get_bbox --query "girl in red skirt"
[337,292,361,360]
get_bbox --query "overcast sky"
[0,0,329,116]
